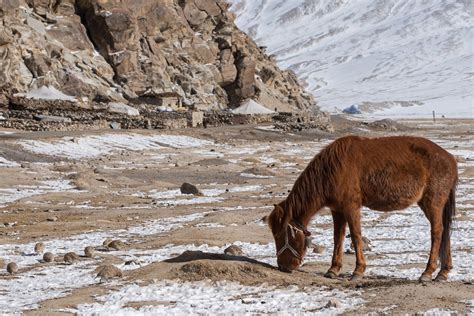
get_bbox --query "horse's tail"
[439,181,456,267]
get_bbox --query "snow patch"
[14,86,77,102]
[19,134,213,159]
[74,280,363,315]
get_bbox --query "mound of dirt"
[241,167,275,177]
[361,119,408,131]
[192,158,230,166]
[178,261,268,282]
[68,171,108,191]
[127,250,333,287]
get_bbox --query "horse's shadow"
[163,250,276,269]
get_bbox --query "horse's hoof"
[419,274,432,283]
[434,274,448,282]
[324,271,338,279]
[350,274,363,282]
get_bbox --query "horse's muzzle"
[277,263,293,273]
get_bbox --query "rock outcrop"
[0,0,317,113]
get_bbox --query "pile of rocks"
[272,111,333,132]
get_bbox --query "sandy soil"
[0,117,473,315]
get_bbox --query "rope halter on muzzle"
[276,222,312,261]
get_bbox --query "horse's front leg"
[345,208,366,281]
[324,210,346,279]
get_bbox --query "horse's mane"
[283,137,354,220]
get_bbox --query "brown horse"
[268,135,457,282]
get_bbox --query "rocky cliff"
[0,0,317,113]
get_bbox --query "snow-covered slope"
[229,0,474,118]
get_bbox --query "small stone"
[0,257,5,268]
[34,242,45,254]
[325,298,341,308]
[43,252,55,263]
[224,245,244,256]
[109,121,121,129]
[96,265,123,282]
[180,182,201,195]
[107,240,125,251]
[7,262,18,275]
[124,259,140,266]
[102,238,113,247]
[64,252,80,264]
[312,244,326,254]
[47,216,58,222]
[84,246,95,258]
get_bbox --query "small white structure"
[231,99,275,115]
[190,111,203,127]
[108,102,140,116]
[14,86,77,102]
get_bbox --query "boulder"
[64,252,80,264]
[84,246,95,258]
[34,242,45,254]
[195,0,222,16]
[96,265,123,282]
[180,182,201,195]
[107,240,125,251]
[43,252,55,263]
[224,245,244,256]
[7,262,18,274]
[236,57,256,99]
[108,102,140,116]
[325,298,341,308]
[183,1,208,26]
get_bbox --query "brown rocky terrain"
[0,0,316,115]
[0,118,472,314]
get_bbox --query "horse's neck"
[283,197,322,228]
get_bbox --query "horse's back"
[353,136,457,173]
[330,136,457,211]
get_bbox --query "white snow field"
[229,0,474,117]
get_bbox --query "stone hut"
[157,92,181,109]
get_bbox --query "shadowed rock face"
[0,0,317,113]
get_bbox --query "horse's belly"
[361,168,425,212]
[363,188,423,212]
[364,199,416,212]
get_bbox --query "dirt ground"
[0,116,473,314]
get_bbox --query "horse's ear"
[268,204,290,232]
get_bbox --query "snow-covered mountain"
[229,0,474,118]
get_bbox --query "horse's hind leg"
[325,211,347,279]
[435,236,452,282]
[418,195,445,282]
[345,207,366,281]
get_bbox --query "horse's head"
[267,204,312,272]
